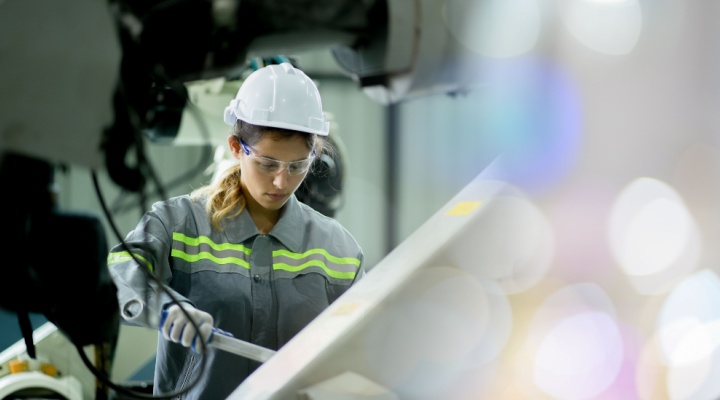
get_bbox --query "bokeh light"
[635,269,720,399]
[519,283,624,399]
[442,0,542,58]
[666,345,720,400]
[362,266,512,399]
[534,311,624,399]
[468,57,583,194]
[609,177,701,294]
[636,333,666,400]
[593,320,643,399]
[657,269,720,362]
[558,0,643,55]
[446,189,554,294]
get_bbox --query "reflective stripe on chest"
[170,232,360,281]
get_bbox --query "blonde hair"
[191,162,245,231]
[190,121,329,231]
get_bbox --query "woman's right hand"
[161,303,214,352]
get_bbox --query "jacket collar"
[227,195,304,253]
[267,195,304,252]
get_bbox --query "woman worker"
[107,62,365,399]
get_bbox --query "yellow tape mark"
[445,201,482,216]
[332,303,360,316]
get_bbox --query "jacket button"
[253,274,261,282]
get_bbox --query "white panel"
[229,157,519,399]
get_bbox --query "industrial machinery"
[0,0,495,398]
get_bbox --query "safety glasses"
[239,139,315,176]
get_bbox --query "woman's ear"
[228,135,242,159]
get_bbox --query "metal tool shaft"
[209,333,276,363]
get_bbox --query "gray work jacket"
[107,194,364,399]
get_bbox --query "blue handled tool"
[160,309,276,363]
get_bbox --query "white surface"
[298,371,399,400]
[228,157,516,399]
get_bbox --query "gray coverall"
[107,194,364,399]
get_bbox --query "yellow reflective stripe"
[171,249,251,269]
[273,248,361,266]
[274,261,356,280]
[107,251,155,273]
[173,232,252,255]
[172,232,251,270]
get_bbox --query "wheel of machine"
[0,371,83,400]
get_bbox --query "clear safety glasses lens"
[240,139,315,176]
[252,156,314,176]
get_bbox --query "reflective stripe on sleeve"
[107,251,155,273]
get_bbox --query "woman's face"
[229,133,313,213]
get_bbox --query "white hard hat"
[223,62,329,136]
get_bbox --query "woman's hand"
[161,303,214,352]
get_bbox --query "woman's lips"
[267,193,286,202]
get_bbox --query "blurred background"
[2,0,720,399]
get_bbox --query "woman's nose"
[272,168,289,188]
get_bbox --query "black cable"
[17,311,36,359]
[89,170,209,399]
[75,341,177,400]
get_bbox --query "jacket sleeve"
[354,251,367,283]
[326,248,365,304]
[106,207,188,329]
